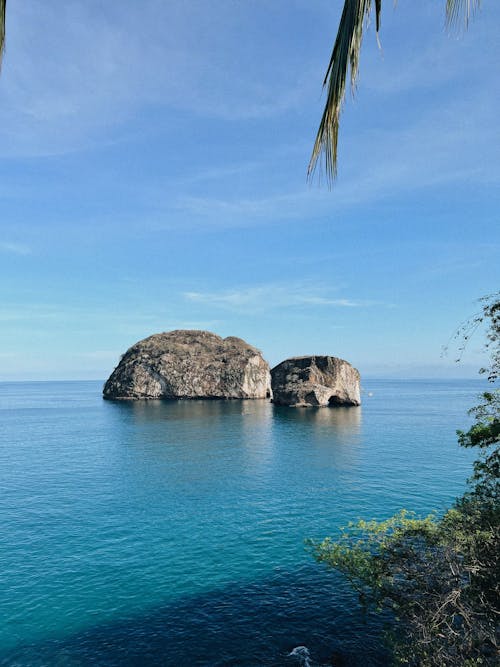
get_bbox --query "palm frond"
[375,0,381,31]
[0,0,5,71]
[308,0,379,185]
[446,0,481,28]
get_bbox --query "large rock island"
[271,356,360,407]
[103,330,272,400]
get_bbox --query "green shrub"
[311,294,499,665]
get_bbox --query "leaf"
[0,0,5,71]
[446,0,482,28]
[307,0,377,185]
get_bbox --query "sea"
[0,379,483,666]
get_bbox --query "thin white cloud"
[0,242,32,255]
[183,283,379,314]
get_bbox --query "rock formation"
[271,356,360,407]
[103,330,272,400]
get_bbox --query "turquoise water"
[0,380,481,666]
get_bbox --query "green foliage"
[312,505,499,665]
[311,294,499,665]
[457,388,500,505]
[309,510,438,605]
[450,293,500,383]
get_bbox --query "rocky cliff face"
[271,356,360,407]
[103,330,272,400]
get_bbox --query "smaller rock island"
[103,330,271,400]
[271,356,360,407]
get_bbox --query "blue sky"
[1,0,499,380]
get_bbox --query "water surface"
[0,380,481,665]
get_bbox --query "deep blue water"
[0,380,483,666]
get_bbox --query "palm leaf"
[0,0,5,70]
[308,0,379,184]
[309,0,482,184]
[446,0,481,27]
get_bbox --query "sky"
[0,0,499,381]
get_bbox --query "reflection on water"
[272,405,363,471]
[274,404,361,435]
[241,401,275,468]
[106,399,363,471]
[109,396,260,423]
[109,398,360,429]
